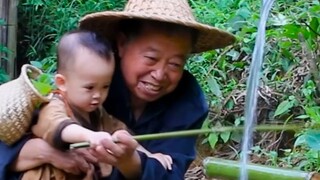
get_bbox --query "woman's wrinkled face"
[117,24,192,102]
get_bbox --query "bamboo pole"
[203,157,318,180]
[0,0,7,66]
[0,0,17,79]
[69,124,302,149]
[7,0,17,78]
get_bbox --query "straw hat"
[79,0,236,53]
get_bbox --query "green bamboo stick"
[69,124,302,149]
[203,157,317,180]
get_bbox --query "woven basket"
[0,64,50,145]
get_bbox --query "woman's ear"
[54,74,67,92]
[116,33,127,58]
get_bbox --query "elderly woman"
[0,0,235,179]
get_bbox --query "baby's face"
[63,47,114,113]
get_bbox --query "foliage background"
[0,18,11,84]
[13,0,320,172]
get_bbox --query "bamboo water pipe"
[203,157,320,180]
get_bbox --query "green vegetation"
[19,0,125,72]
[0,18,11,84]
[17,0,320,173]
[30,73,55,96]
[189,0,320,172]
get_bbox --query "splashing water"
[240,0,275,180]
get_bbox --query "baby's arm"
[137,145,172,170]
[32,98,112,149]
[60,124,112,146]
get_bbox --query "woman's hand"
[11,138,90,175]
[90,130,141,178]
[89,130,138,165]
[49,148,91,175]
[73,148,98,164]
[111,130,139,165]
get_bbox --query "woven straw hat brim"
[79,11,236,53]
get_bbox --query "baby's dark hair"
[57,30,113,73]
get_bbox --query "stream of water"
[239,0,275,179]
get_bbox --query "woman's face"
[117,24,192,103]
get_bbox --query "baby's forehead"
[59,33,81,48]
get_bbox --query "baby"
[31,30,172,179]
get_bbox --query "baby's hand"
[88,131,113,148]
[148,153,173,170]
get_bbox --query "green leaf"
[225,100,234,110]
[220,131,230,143]
[310,17,319,38]
[235,118,241,126]
[269,151,278,158]
[296,115,309,119]
[207,77,222,98]
[230,131,242,143]
[310,5,320,18]
[283,24,300,39]
[208,133,218,149]
[201,138,208,145]
[281,49,294,60]
[193,55,206,63]
[243,37,252,43]
[0,18,5,25]
[37,73,53,84]
[279,41,292,49]
[226,50,239,60]
[271,13,288,26]
[294,134,306,147]
[251,146,261,154]
[30,61,43,69]
[0,67,9,82]
[305,130,320,151]
[31,80,52,96]
[233,62,245,68]
[234,116,244,126]
[0,45,12,54]
[305,106,320,123]
[236,7,251,19]
[201,118,210,130]
[273,100,294,117]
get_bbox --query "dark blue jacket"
[103,66,208,180]
[0,68,208,180]
[0,135,30,180]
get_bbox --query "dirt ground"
[184,138,220,180]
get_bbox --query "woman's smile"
[138,81,162,96]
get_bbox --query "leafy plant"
[28,61,55,96]
[189,0,320,172]
[273,96,297,117]
[18,0,126,73]
[201,118,233,149]
[251,146,278,166]
[0,18,11,84]
[31,73,55,96]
